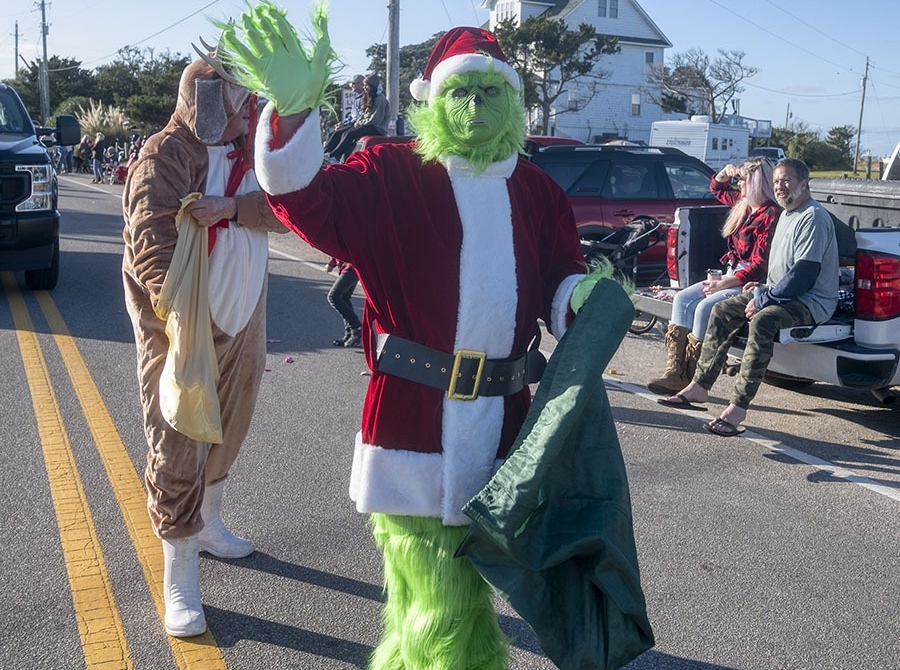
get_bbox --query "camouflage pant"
[693,293,814,409]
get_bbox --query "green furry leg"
[369,513,509,670]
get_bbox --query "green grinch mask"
[408,70,526,172]
[444,75,511,147]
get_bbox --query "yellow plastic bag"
[153,193,223,443]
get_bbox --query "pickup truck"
[633,178,900,405]
[0,82,80,289]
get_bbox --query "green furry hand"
[570,263,627,314]
[216,0,337,116]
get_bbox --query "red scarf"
[208,94,258,255]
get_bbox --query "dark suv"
[0,83,80,289]
[528,145,717,285]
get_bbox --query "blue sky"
[3,0,898,156]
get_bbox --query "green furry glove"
[570,263,631,314]
[216,0,337,115]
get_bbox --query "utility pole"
[853,56,869,175]
[386,0,400,135]
[14,22,19,78]
[39,0,51,124]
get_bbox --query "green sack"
[458,278,654,670]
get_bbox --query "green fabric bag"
[458,278,654,670]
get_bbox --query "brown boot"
[683,333,703,383]
[647,324,691,395]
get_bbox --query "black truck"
[0,82,80,289]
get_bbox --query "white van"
[749,146,786,161]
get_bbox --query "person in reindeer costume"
[122,41,286,637]
[218,3,610,667]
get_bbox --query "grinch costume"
[218,5,638,668]
[122,49,285,637]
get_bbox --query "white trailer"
[649,116,749,170]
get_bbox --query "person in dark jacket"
[91,132,106,183]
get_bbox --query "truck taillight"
[856,249,900,320]
[666,225,678,281]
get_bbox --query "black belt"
[375,333,546,400]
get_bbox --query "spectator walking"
[91,132,106,183]
[324,257,362,347]
[56,141,74,173]
[659,158,839,436]
[75,135,92,173]
[647,156,779,394]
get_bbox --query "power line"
[759,0,866,59]
[704,0,863,78]
[78,0,222,67]
[743,81,858,98]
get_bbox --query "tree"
[826,124,855,167]
[802,140,845,170]
[6,56,95,120]
[493,15,619,135]
[94,47,190,135]
[645,48,758,123]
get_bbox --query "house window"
[712,138,719,150]
[631,93,641,116]
[644,52,654,73]
[598,0,618,18]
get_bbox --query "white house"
[482,0,678,144]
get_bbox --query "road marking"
[268,246,329,272]
[33,289,229,669]
[4,274,133,670]
[606,376,900,504]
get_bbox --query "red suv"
[528,145,717,285]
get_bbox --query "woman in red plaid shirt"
[648,156,780,395]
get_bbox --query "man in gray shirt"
[659,157,838,436]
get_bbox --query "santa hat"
[409,27,520,103]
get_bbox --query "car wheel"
[24,240,60,290]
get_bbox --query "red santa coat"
[256,108,586,524]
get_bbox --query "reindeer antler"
[192,35,240,85]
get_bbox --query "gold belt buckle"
[447,349,486,400]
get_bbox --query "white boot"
[162,536,207,637]
[198,481,254,559]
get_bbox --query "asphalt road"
[1,172,899,670]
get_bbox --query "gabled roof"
[482,0,672,48]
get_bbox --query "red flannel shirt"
[710,176,781,284]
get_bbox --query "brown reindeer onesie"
[121,54,284,638]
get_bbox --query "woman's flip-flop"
[703,417,746,437]
[657,394,707,411]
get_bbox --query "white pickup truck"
[633,178,900,405]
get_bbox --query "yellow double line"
[4,274,227,670]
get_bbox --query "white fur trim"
[409,77,430,103]
[413,53,521,103]
[350,433,502,525]
[550,273,585,339]
[441,160,518,523]
[254,105,324,195]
